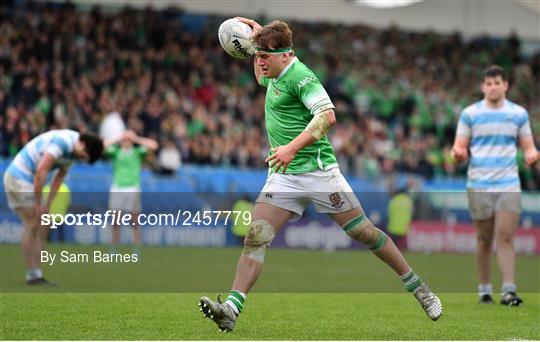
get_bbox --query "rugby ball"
[218,18,256,59]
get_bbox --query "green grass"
[2,293,539,340]
[2,244,539,293]
[1,243,539,340]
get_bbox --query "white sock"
[26,268,43,281]
[501,282,516,294]
[478,283,493,296]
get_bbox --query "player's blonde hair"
[252,20,293,51]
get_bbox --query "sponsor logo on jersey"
[297,76,316,89]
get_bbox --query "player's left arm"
[520,135,539,166]
[517,111,539,166]
[265,109,335,173]
[451,109,472,162]
[266,72,336,173]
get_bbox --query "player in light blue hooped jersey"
[3,129,104,285]
[452,65,539,306]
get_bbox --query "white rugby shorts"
[109,186,142,213]
[467,190,521,221]
[256,168,360,220]
[3,172,34,210]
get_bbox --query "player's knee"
[342,214,388,251]
[22,218,40,234]
[22,225,39,238]
[476,233,492,247]
[243,219,276,263]
[496,231,514,246]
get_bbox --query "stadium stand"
[1,1,539,190]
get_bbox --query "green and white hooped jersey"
[260,57,338,174]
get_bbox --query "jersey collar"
[273,57,298,82]
[482,99,508,110]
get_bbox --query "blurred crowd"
[1,2,539,189]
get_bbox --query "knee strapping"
[342,214,388,251]
[243,219,276,263]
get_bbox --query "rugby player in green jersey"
[105,130,158,250]
[199,19,442,332]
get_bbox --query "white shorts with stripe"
[256,168,360,220]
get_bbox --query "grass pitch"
[1,243,539,340]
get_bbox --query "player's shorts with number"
[256,167,360,220]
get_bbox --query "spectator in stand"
[158,137,182,175]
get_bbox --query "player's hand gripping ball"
[218,18,256,59]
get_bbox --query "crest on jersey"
[329,192,344,209]
[273,87,281,96]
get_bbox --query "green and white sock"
[400,268,423,292]
[224,290,246,316]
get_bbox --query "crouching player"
[3,130,103,284]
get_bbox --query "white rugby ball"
[218,18,256,59]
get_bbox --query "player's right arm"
[236,17,262,35]
[44,166,68,212]
[451,137,469,162]
[103,134,124,162]
[103,134,123,149]
[34,153,56,217]
[129,131,159,151]
[452,110,471,162]
[236,17,264,85]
